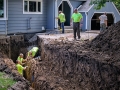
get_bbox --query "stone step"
[64,26,73,29]
[65,29,73,33]
[85,30,100,34]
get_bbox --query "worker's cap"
[74,8,78,11]
[20,53,23,56]
[59,11,62,13]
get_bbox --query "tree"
[90,0,120,11]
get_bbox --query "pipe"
[28,17,32,30]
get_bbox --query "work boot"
[77,36,81,40]
[77,38,80,40]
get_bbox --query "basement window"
[23,0,42,14]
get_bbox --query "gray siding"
[87,2,120,30]
[8,0,47,34]
[0,20,7,34]
[46,0,55,30]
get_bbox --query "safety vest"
[16,64,24,75]
[17,56,23,64]
[28,47,39,57]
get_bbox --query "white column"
[55,0,58,28]
[85,12,88,30]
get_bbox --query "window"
[0,0,7,20]
[23,0,42,14]
[0,0,4,18]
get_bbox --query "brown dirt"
[37,37,119,90]
[89,21,120,65]
[34,21,120,90]
[0,21,120,90]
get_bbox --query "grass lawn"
[0,72,16,90]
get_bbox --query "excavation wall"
[0,34,37,62]
[35,35,120,90]
[0,33,119,90]
[0,35,24,62]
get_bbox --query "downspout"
[5,20,7,35]
[55,0,58,29]
[53,0,55,29]
[5,0,8,36]
[85,12,88,30]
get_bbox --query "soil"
[89,21,120,66]
[0,21,120,90]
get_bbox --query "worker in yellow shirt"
[71,8,83,40]
[16,60,28,76]
[56,11,66,33]
[27,47,39,59]
[17,53,27,65]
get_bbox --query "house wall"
[57,0,82,8]
[0,20,7,34]
[87,2,120,30]
[46,0,55,30]
[57,0,82,11]
[7,0,48,34]
[70,0,82,10]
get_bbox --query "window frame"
[0,0,7,20]
[23,0,43,14]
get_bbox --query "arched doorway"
[91,13,114,30]
[58,1,71,26]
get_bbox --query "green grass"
[0,72,16,90]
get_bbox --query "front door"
[58,1,71,26]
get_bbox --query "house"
[0,0,120,35]
[78,0,120,31]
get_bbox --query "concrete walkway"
[37,31,99,41]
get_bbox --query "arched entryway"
[91,13,114,30]
[58,1,71,26]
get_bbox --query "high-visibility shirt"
[58,13,66,23]
[28,47,39,57]
[17,56,23,64]
[16,64,24,75]
[71,12,83,22]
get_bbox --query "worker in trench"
[17,53,27,65]
[16,60,28,76]
[26,47,39,60]
[16,47,39,79]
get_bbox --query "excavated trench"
[0,28,120,90]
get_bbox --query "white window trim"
[0,0,7,20]
[23,0,43,14]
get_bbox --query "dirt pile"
[90,21,120,56]
[37,37,120,90]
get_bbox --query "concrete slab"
[37,32,99,41]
